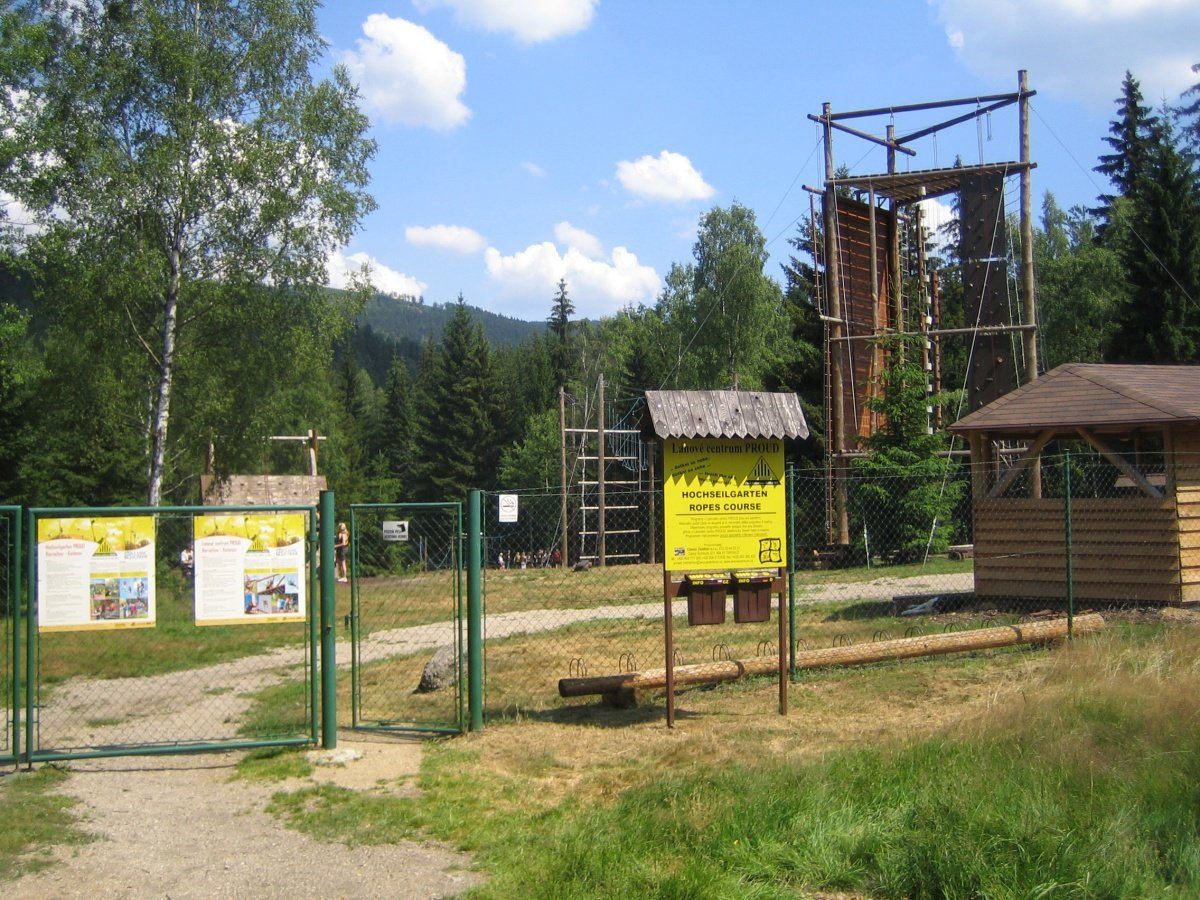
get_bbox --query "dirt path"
[5,570,965,897]
[6,736,483,899]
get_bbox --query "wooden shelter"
[949,363,1200,605]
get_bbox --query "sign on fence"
[36,515,157,632]
[382,520,410,542]
[497,494,519,523]
[192,513,307,625]
[662,438,787,571]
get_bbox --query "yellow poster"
[36,515,156,632]
[192,513,307,625]
[663,438,786,572]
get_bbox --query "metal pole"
[787,465,797,678]
[467,490,484,731]
[10,508,22,763]
[318,490,337,749]
[25,509,35,765]
[597,374,606,567]
[559,386,569,568]
[1064,450,1074,639]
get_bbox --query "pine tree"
[547,278,576,389]
[411,298,500,501]
[1105,113,1200,363]
[1093,72,1157,238]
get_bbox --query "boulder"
[416,644,459,693]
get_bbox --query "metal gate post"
[467,491,483,732]
[320,490,338,748]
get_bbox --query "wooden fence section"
[973,497,1182,603]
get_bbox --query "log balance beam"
[558,613,1103,700]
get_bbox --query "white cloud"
[919,197,956,251]
[341,15,470,130]
[522,161,546,177]
[553,221,604,258]
[327,249,428,298]
[932,0,1200,106]
[406,224,488,254]
[616,151,716,203]
[414,0,597,44]
[483,232,660,318]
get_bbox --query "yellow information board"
[663,438,786,572]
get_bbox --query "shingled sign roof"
[949,363,1200,435]
[644,390,809,441]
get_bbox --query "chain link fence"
[480,446,1184,717]
[1,440,1186,750]
[347,503,464,733]
[26,506,318,760]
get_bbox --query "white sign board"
[498,494,519,523]
[382,520,410,542]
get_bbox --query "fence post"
[10,507,22,763]
[319,490,338,748]
[1064,450,1074,639]
[787,464,797,678]
[24,508,34,765]
[467,491,484,732]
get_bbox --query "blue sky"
[316,0,1200,322]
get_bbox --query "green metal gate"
[348,503,464,733]
[0,507,19,765]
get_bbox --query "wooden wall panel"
[972,497,1182,604]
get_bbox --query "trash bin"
[732,570,775,623]
[684,573,729,625]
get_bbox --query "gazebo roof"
[949,363,1200,436]
[643,390,809,441]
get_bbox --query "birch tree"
[0,0,375,503]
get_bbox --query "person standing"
[335,522,350,583]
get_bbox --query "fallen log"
[558,613,1103,698]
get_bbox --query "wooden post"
[1019,69,1042,500]
[822,103,850,546]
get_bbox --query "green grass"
[261,620,1200,898]
[0,766,93,880]
[234,746,313,782]
[33,588,309,682]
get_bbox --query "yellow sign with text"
[663,438,787,572]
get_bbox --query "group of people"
[497,547,561,570]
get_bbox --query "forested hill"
[361,293,542,347]
[349,292,545,385]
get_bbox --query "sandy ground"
[6,733,483,899]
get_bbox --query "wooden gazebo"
[949,364,1200,605]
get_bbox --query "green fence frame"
[21,502,330,763]
[1,506,19,765]
[348,500,466,735]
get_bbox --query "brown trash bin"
[732,570,775,623]
[684,573,729,625]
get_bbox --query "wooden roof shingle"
[644,390,809,441]
[949,363,1200,435]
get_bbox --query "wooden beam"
[987,430,1055,500]
[1076,427,1164,499]
[559,615,1103,698]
